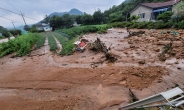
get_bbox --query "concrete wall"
[130,6,153,22]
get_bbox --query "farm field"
[0,28,184,110]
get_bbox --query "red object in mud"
[79,41,86,47]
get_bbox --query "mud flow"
[0,28,184,110]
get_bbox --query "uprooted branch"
[126,27,145,37]
[90,38,118,63]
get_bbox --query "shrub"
[155,21,172,29]
[57,25,107,40]
[130,22,138,28]
[9,29,22,37]
[129,15,140,22]
[157,11,174,22]
[2,28,10,39]
[137,21,148,29]
[0,36,4,39]
[177,20,184,29]
[36,33,46,49]
[0,33,40,57]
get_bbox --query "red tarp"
[79,41,86,47]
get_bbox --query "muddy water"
[0,29,184,110]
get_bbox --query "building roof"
[141,0,180,8]
[130,0,180,13]
[36,23,50,28]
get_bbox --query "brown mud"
[0,28,184,110]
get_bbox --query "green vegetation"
[0,33,40,57]
[47,33,58,51]
[129,15,140,22]
[0,36,4,39]
[60,38,76,55]
[157,11,174,22]
[47,0,169,29]
[176,20,184,29]
[1,28,10,40]
[30,25,38,33]
[36,33,46,49]
[9,29,22,37]
[51,32,75,55]
[56,25,107,40]
[54,25,108,55]
[106,20,184,29]
[52,32,67,46]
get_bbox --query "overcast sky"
[0,0,123,28]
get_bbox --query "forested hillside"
[44,0,173,29]
[104,0,169,22]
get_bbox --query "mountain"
[49,8,83,17]
[0,26,4,32]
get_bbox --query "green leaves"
[47,33,58,51]
[36,33,46,49]
[157,11,174,22]
[0,33,40,57]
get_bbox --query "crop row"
[47,33,58,51]
[52,32,75,55]
[0,33,40,57]
[36,33,46,49]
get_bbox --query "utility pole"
[11,21,16,30]
[20,12,27,26]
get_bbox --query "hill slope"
[49,8,83,17]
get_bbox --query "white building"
[36,23,52,32]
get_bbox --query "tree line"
[0,26,22,39]
[40,0,173,30]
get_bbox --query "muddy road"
[0,28,184,110]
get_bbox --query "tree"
[129,15,140,22]
[82,13,93,25]
[24,25,30,31]
[50,15,64,29]
[75,15,83,24]
[93,9,104,24]
[9,29,22,37]
[157,11,174,22]
[2,28,10,40]
[176,3,184,21]
[44,15,50,23]
[62,14,74,27]
[30,25,38,33]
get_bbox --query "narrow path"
[43,36,49,54]
[29,35,50,56]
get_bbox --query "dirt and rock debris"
[0,28,184,110]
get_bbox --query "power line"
[53,0,107,6]
[0,6,39,21]
[4,0,20,12]
[24,15,39,21]
[0,7,20,15]
[0,15,23,23]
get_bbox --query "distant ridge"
[49,8,84,17]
